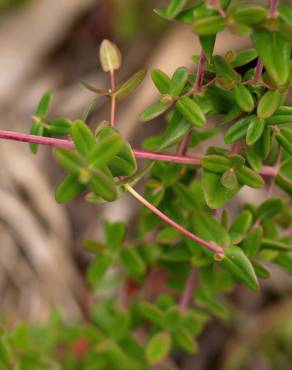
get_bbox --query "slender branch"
[230,142,241,155]
[179,267,196,312]
[0,130,278,176]
[109,70,116,126]
[252,59,263,84]
[125,184,224,254]
[269,0,279,18]
[176,131,193,156]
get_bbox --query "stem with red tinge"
[109,70,116,126]
[0,130,278,176]
[125,184,224,254]
[269,0,279,18]
[179,267,196,312]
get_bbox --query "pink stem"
[230,142,241,155]
[110,70,116,126]
[269,0,279,18]
[176,131,193,156]
[253,59,263,84]
[179,267,196,312]
[0,130,278,177]
[125,184,224,254]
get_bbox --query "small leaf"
[229,210,253,244]
[151,69,171,94]
[99,39,122,73]
[176,96,206,126]
[120,248,146,276]
[246,116,265,145]
[157,227,180,244]
[139,302,164,326]
[81,82,109,96]
[113,69,147,100]
[220,245,259,291]
[104,221,126,252]
[170,67,189,98]
[202,170,240,209]
[242,226,263,257]
[174,328,198,354]
[275,128,292,156]
[88,134,124,169]
[236,166,264,188]
[260,238,291,252]
[166,0,188,18]
[71,120,96,156]
[54,148,83,174]
[256,198,283,222]
[230,49,257,68]
[55,174,85,203]
[234,84,254,112]
[224,115,253,144]
[257,90,282,119]
[232,6,267,25]
[220,168,238,190]
[253,260,270,279]
[29,120,44,154]
[213,55,238,81]
[89,169,117,202]
[35,90,51,117]
[199,35,216,62]
[87,254,112,285]
[201,155,230,174]
[146,332,172,365]
[46,118,72,136]
[140,96,173,122]
[193,15,225,36]
[246,147,262,172]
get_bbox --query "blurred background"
[0,0,292,369]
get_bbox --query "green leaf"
[140,96,173,122]
[54,148,83,174]
[89,169,117,201]
[46,118,72,136]
[256,198,284,222]
[252,29,291,87]
[254,126,271,159]
[158,110,192,150]
[260,238,291,252]
[29,120,44,154]
[151,69,171,94]
[146,332,172,365]
[120,248,146,276]
[229,210,253,244]
[257,90,282,119]
[88,134,124,169]
[166,0,188,18]
[246,147,262,172]
[220,169,238,190]
[55,174,85,203]
[202,170,240,209]
[176,97,206,126]
[230,49,257,68]
[224,115,253,144]
[246,116,265,145]
[87,253,112,285]
[193,15,225,36]
[113,69,146,100]
[236,166,264,188]
[139,302,164,326]
[99,39,122,73]
[35,90,51,117]
[220,245,259,291]
[275,128,292,156]
[242,226,263,257]
[234,84,254,112]
[71,120,96,156]
[199,35,216,62]
[170,67,189,98]
[213,55,238,81]
[232,6,267,25]
[201,154,230,174]
[104,221,126,252]
[196,290,230,320]
[157,227,180,244]
[174,327,198,353]
[163,307,181,330]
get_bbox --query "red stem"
[125,185,224,254]
[0,130,278,176]
[179,267,196,312]
[253,59,263,84]
[110,70,116,126]
[269,0,279,18]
